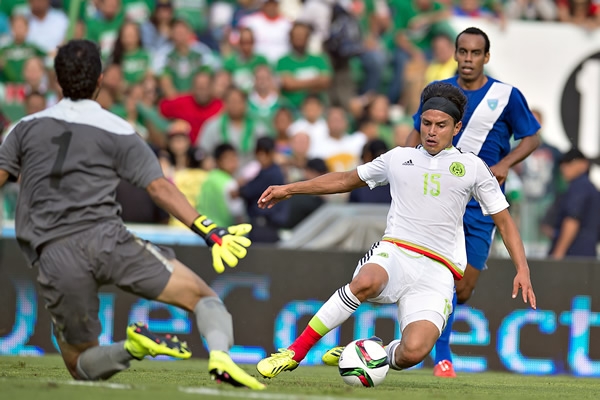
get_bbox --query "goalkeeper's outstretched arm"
[147,177,252,273]
[258,170,366,209]
[147,177,200,227]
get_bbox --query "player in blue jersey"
[406,27,541,377]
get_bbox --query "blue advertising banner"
[1,238,599,376]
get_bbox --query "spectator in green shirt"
[110,21,151,86]
[160,18,216,98]
[85,0,125,60]
[276,21,332,111]
[223,27,268,93]
[247,64,289,138]
[0,14,45,83]
[199,86,262,168]
[197,143,246,227]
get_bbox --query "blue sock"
[434,291,458,364]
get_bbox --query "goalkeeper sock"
[76,342,133,380]
[434,291,457,364]
[289,285,360,362]
[194,297,233,353]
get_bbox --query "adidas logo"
[402,159,414,166]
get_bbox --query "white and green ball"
[338,339,389,387]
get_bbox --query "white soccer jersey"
[357,145,509,277]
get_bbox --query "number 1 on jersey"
[50,131,72,189]
[423,173,441,197]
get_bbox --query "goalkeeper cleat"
[124,322,191,360]
[256,349,299,378]
[433,360,457,378]
[208,351,266,390]
[322,336,384,366]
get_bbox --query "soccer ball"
[338,339,389,387]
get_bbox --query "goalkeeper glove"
[191,215,252,273]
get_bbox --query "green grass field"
[1,355,600,400]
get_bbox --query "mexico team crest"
[449,162,465,177]
[487,99,498,110]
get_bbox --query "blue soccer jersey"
[413,76,540,270]
[413,76,540,169]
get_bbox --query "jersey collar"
[417,145,458,158]
[58,98,102,110]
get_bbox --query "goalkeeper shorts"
[36,221,175,344]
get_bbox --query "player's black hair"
[255,137,275,154]
[55,40,102,101]
[214,143,237,160]
[455,27,490,54]
[421,82,467,123]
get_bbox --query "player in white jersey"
[255,82,536,379]
[407,27,541,377]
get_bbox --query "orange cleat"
[433,360,457,378]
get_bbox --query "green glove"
[191,215,252,273]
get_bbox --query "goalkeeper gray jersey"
[0,98,164,264]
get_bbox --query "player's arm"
[473,157,536,309]
[146,177,198,226]
[258,170,366,209]
[492,90,542,184]
[491,133,540,185]
[491,209,536,309]
[116,135,251,273]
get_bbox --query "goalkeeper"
[0,40,264,390]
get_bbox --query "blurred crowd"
[0,0,598,246]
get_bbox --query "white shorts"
[353,241,454,334]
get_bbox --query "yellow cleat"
[208,350,266,390]
[256,349,299,378]
[124,322,191,360]
[322,346,345,366]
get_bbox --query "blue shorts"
[463,206,495,271]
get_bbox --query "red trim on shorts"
[382,239,463,280]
